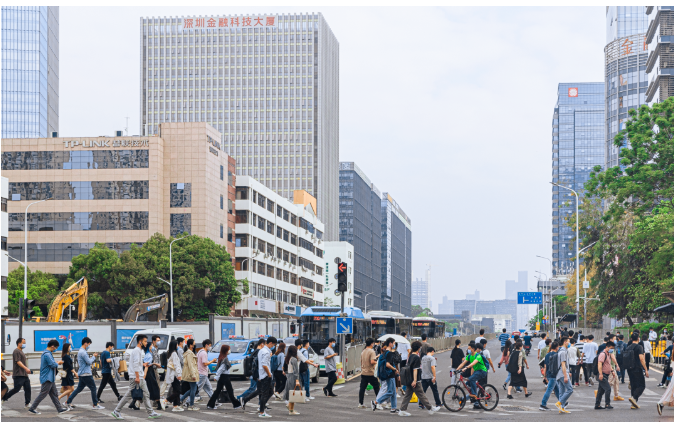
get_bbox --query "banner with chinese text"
[181,16,277,31]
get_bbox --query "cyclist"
[454,342,488,410]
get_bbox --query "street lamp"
[551,181,579,319]
[363,292,376,314]
[166,235,189,322]
[5,254,27,338]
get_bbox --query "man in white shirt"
[582,335,598,386]
[112,335,159,419]
[537,333,548,360]
[397,332,411,367]
[475,329,486,344]
[256,337,276,418]
[649,328,658,342]
[295,339,318,401]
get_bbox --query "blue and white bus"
[299,306,371,355]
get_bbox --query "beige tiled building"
[2,122,236,275]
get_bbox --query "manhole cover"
[499,405,536,411]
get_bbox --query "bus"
[411,317,446,338]
[299,306,370,355]
[367,311,413,339]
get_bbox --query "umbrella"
[378,334,410,344]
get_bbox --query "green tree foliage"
[7,267,59,317]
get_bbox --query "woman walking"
[450,339,465,385]
[507,342,532,399]
[58,343,76,405]
[180,339,199,410]
[274,343,287,399]
[283,346,301,416]
[501,340,512,391]
[207,345,242,410]
[165,341,184,412]
[144,343,161,410]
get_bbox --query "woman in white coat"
[165,340,184,412]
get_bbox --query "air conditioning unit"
[311,272,315,276]
[301,267,307,272]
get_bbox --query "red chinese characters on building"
[266,16,275,26]
[219,18,228,27]
[195,18,205,28]
[183,16,276,30]
[230,17,239,27]
[242,17,252,26]
[183,19,193,28]
[254,17,263,26]
[622,38,633,55]
[207,18,216,28]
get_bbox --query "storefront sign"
[248,297,276,312]
[181,16,278,31]
[301,288,314,298]
[63,139,150,148]
[282,303,301,317]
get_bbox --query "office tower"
[605,6,649,169]
[551,83,605,276]
[339,162,382,311]
[381,193,412,316]
[437,296,454,315]
[1,177,7,316]
[466,290,480,300]
[2,6,59,138]
[505,272,528,300]
[412,277,428,309]
[645,7,674,104]
[139,13,339,240]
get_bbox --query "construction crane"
[123,294,169,322]
[47,277,88,322]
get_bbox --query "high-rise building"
[466,290,480,300]
[412,277,428,309]
[139,13,339,240]
[505,272,528,300]
[1,177,7,316]
[437,296,454,315]
[551,83,605,276]
[2,6,59,138]
[381,193,412,316]
[605,6,649,170]
[338,162,382,312]
[645,6,674,105]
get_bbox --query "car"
[282,337,321,383]
[122,328,195,381]
[207,338,256,379]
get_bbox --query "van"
[122,328,194,380]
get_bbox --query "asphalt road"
[1,340,670,420]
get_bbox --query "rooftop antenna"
[124,117,130,136]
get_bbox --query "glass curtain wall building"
[139,13,339,240]
[645,6,674,105]
[381,193,412,316]
[552,83,604,276]
[338,162,382,312]
[2,6,59,139]
[605,6,649,169]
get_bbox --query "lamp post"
[364,292,376,314]
[167,235,189,322]
[6,254,27,338]
[551,182,579,320]
[536,271,548,331]
[536,255,552,332]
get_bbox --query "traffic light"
[24,299,36,320]
[338,262,348,292]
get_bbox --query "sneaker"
[614,396,625,401]
[328,393,338,397]
[391,409,399,414]
[58,407,70,413]
[172,407,184,412]
[234,405,243,410]
[289,410,301,415]
[554,401,564,412]
[525,393,533,398]
[24,403,31,409]
[323,387,328,396]
[398,411,411,417]
[111,410,124,420]
[539,405,549,411]
[605,405,614,409]
[194,396,202,402]
[148,412,161,419]
[658,403,664,416]
[507,395,513,399]
[594,405,604,410]
[383,403,392,409]
[98,399,105,404]
[207,406,216,410]
[187,406,199,411]
[629,397,639,409]
[241,400,247,411]
[28,409,41,415]
[308,396,315,400]
[259,412,272,418]
[377,404,384,410]
[371,401,377,411]
[658,383,664,388]
[430,406,441,413]
[358,404,367,409]
[93,405,105,410]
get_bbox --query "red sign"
[182,15,277,31]
[568,88,578,98]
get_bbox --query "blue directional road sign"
[336,317,353,334]
[518,292,543,304]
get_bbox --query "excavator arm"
[47,277,88,322]
[123,294,168,322]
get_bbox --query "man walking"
[65,337,103,410]
[539,341,560,411]
[323,338,338,397]
[499,328,510,353]
[256,336,276,418]
[626,333,648,409]
[27,339,69,415]
[296,339,319,401]
[196,339,217,401]
[595,341,617,409]
[111,334,160,419]
[420,347,442,409]
[554,337,573,414]
[3,338,31,408]
[372,337,399,413]
[419,334,430,357]
[358,338,380,408]
[582,335,598,386]
[97,342,121,403]
[238,339,265,404]
[398,341,440,416]
[475,329,486,344]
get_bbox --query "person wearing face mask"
[595,341,617,409]
[323,338,339,397]
[554,337,573,414]
[64,337,103,410]
[97,342,121,403]
[196,339,217,402]
[2,338,32,408]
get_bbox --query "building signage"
[34,329,88,352]
[181,16,278,31]
[568,87,578,97]
[282,303,301,317]
[301,287,314,298]
[63,139,150,148]
[248,297,275,312]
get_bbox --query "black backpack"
[507,351,520,374]
[622,344,637,371]
[400,365,413,386]
[547,352,559,378]
[244,350,259,379]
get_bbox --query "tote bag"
[289,386,305,404]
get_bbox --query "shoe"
[207,406,216,410]
[371,401,377,411]
[194,396,202,402]
[430,406,441,413]
[187,406,199,411]
[323,387,328,396]
[242,400,247,411]
[658,403,664,416]
[358,404,367,409]
[605,405,614,409]
[554,401,564,413]
[391,409,399,414]
[234,405,243,410]
[98,399,105,404]
[629,397,639,409]
[24,403,31,409]
[93,405,105,410]
[507,395,513,399]
[398,411,411,416]
[502,383,507,391]
[289,410,301,415]
[148,412,161,419]
[539,405,549,411]
[383,403,391,409]
[129,403,140,410]
[308,396,315,400]
[172,407,184,412]
[328,393,338,397]
[259,412,272,418]
[614,396,624,401]
[28,409,41,415]
[525,393,533,398]
[594,405,604,410]
[111,410,124,420]
[58,407,70,413]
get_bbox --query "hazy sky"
[59,6,606,307]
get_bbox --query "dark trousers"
[628,369,646,402]
[421,379,441,407]
[29,381,63,411]
[570,365,580,385]
[325,371,337,394]
[583,363,593,384]
[662,365,673,385]
[257,377,273,413]
[67,375,98,406]
[595,374,611,406]
[274,370,286,394]
[358,375,380,405]
[167,379,181,406]
[97,373,120,400]
[645,353,651,370]
[207,374,241,409]
[3,376,31,404]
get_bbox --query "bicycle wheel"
[442,385,466,412]
[477,384,499,411]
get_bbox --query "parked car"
[207,337,257,379]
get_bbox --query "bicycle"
[442,369,499,412]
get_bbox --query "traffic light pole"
[340,285,346,372]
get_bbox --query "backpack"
[622,344,637,371]
[377,351,394,380]
[391,350,402,366]
[270,354,278,374]
[507,351,519,374]
[546,352,559,378]
[478,352,490,371]
[592,355,599,377]
[251,353,260,380]
[399,365,413,387]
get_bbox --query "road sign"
[583,280,590,289]
[517,292,543,304]
[536,322,540,331]
[336,317,353,334]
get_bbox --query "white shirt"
[567,346,578,366]
[130,346,145,380]
[583,342,598,362]
[397,342,411,361]
[649,331,658,341]
[481,349,491,361]
[537,339,547,351]
[475,336,486,344]
[258,345,271,380]
[298,348,308,363]
[644,340,652,353]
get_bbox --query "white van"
[122,328,194,380]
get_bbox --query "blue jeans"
[238,377,257,400]
[180,382,197,406]
[300,370,310,398]
[557,377,573,407]
[375,378,397,409]
[66,375,98,406]
[467,370,487,396]
[541,377,559,406]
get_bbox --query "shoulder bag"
[288,385,305,404]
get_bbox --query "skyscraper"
[2,6,59,139]
[505,274,527,300]
[139,13,339,240]
[551,83,604,275]
[412,277,428,309]
[604,6,649,169]
[381,193,412,316]
[645,6,674,105]
[338,162,382,312]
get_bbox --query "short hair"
[302,339,310,347]
[579,335,585,340]
[47,339,60,348]
[568,330,574,337]
[257,338,266,347]
[384,337,396,347]
[82,336,92,345]
[641,334,649,342]
[295,339,302,347]
[502,328,507,333]
[618,334,624,340]
[541,333,547,339]
[328,338,335,343]
[106,342,115,349]
[515,341,523,349]
[545,338,551,345]
[604,337,609,342]
[606,341,616,348]
[427,347,435,353]
[588,334,594,340]
[631,333,639,342]
[570,338,576,345]
[561,336,569,344]
[202,339,212,347]
[136,334,147,343]
[152,335,161,342]
[176,337,185,344]
[16,337,24,346]
[550,341,559,350]
[185,338,195,348]
[421,334,427,341]
[455,339,461,346]
[267,336,278,345]
[479,329,485,335]
[365,338,375,347]
[514,335,520,341]
[411,341,422,352]
[400,332,407,337]
[480,338,487,345]
[474,342,484,350]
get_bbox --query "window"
[258,239,266,254]
[267,243,274,256]
[228,199,233,214]
[276,247,283,259]
[2,150,150,170]
[258,216,266,230]
[1,197,6,212]
[283,270,290,283]
[235,234,249,247]
[267,199,274,213]
[1,236,6,251]
[315,248,323,258]
[10,212,150,231]
[220,165,224,180]
[266,264,274,278]
[290,234,297,245]
[290,214,297,225]
[277,205,283,217]
[283,209,289,222]
[290,274,298,285]
[300,277,314,289]
[170,213,191,236]
[236,186,249,200]
[299,257,314,271]
[220,195,224,210]
[170,183,191,207]
[348,251,352,259]
[277,226,282,239]
[276,268,283,281]
[316,266,323,276]
[315,284,323,293]
[267,221,274,235]
[257,261,265,275]
[10,181,150,200]
[290,254,297,265]
[257,194,266,208]
[299,217,314,233]
[235,257,249,271]
[228,227,233,242]
[220,224,223,239]
[283,230,289,242]
[235,210,248,224]
[299,238,315,253]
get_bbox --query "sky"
[59,6,607,309]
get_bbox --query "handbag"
[131,385,144,401]
[118,360,128,373]
[288,385,305,404]
[58,370,67,378]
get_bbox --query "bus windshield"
[303,320,331,342]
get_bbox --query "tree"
[7,267,59,317]
[411,305,423,316]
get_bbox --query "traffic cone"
[335,362,345,385]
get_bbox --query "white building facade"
[1,177,7,316]
[234,176,325,315]
[323,241,354,308]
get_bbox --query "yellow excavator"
[123,294,169,322]
[47,277,88,322]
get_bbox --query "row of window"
[249,282,297,305]
[9,181,150,201]
[7,242,139,262]
[2,150,150,170]
[8,212,150,231]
